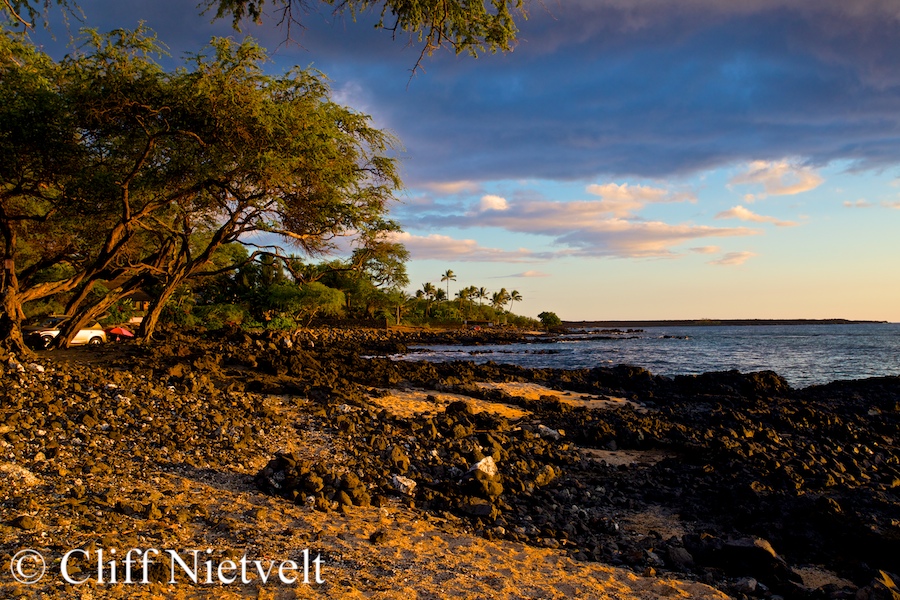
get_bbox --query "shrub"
[538,311,562,327]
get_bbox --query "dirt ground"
[1,351,729,599]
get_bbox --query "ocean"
[392,323,900,388]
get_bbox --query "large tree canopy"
[2,0,526,60]
[0,24,402,352]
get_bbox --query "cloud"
[709,251,757,266]
[384,231,543,262]
[37,0,900,186]
[405,197,760,258]
[498,270,551,278]
[345,2,900,185]
[690,245,721,254]
[843,199,873,208]
[585,183,696,216]
[479,194,509,211]
[714,205,799,226]
[882,200,900,209]
[729,161,824,198]
[420,181,483,195]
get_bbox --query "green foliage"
[22,298,65,320]
[296,282,345,318]
[538,311,562,327]
[265,314,298,330]
[255,281,345,327]
[103,298,136,325]
[505,313,540,328]
[3,0,524,72]
[195,303,247,329]
[161,302,200,328]
[197,0,524,60]
[159,286,198,327]
[351,226,410,290]
[430,302,460,322]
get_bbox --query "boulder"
[391,474,417,496]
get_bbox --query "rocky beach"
[1,327,898,599]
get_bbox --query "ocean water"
[392,323,900,388]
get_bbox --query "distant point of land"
[563,318,888,328]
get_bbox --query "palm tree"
[421,282,436,317]
[476,286,488,306]
[440,269,456,298]
[456,286,476,319]
[508,290,522,314]
[390,291,410,325]
[491,288,509,311]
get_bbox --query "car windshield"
[38,318,67,328]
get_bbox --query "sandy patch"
[0,461,41,487]
[581,448,672,468]
[794,566,856,591]
[476,382,646,412]
[618,505,689,541]
[368,387,530,420]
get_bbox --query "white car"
[24,317,107,348]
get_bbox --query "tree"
[0,26,402,352]
[538,310,561,328]
[440,268,456,298]
[476,286,488,306]
[491,287,509,311]
[385,289,410,325]
[263,280,345,326]
[3,0,527,68]
[420,281,436,317]
[349,226,410,290]
[508,289,522,314]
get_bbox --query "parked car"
[23,317,107,348]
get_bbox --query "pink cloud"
[385,232,541,262]
[585,182,696,217]
[729,160,823,198]
[456,200,760,258]
[844,199,873,208]
[714,205,798,226]
[420,181,482,194]
[709,251,757,266]
[501,270,551,278]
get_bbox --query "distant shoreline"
[563,318,889,328]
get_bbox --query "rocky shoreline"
[1,327,898,599]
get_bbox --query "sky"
[22,0,900,321]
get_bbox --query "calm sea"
[393,323,900,388]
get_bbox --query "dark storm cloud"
[294,0,900,183]
[28,0,900,183]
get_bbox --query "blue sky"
[24,0,900,321]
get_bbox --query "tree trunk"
[0,287,30,357]
[55,277,144,348]
[139,280,182,340]
[0,232,31,356]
